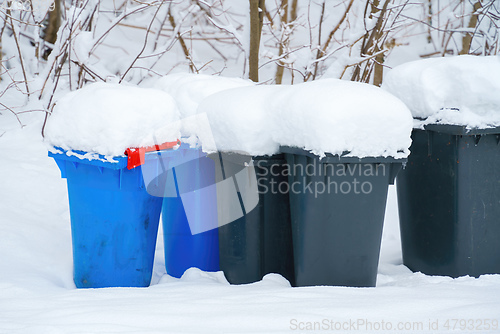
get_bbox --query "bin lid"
[48,148,128,169]
[125,139,181,170]
[280,146,407,164]
[423,124,500,135]
[49,139,181,170]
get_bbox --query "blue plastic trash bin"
[50,148,165,288]
[153,146,219,278]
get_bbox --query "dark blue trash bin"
[144,145,220,278]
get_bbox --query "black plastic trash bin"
[282,147,404,287]
[217,153,295,285]
[397,124,500,277]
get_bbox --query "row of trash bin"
[49,124,500,289]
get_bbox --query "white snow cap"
[44,82,181,157]
[153,73,255,139]
[199,79,413,158]
[383,55,500,128]
[45,77,412,159]
[154,73,254,118]
[198,84,285,156]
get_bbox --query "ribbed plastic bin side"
[397,125,500,277]
[282,147,403,287]
[161,150,220,278]
[49,150,164,288]
[218,154,295,285]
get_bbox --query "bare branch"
[167,4,195,73]
[7,12,30,95]
[120,1,166,82]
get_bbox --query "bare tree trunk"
[311,1,326,81]
[275,0,288,84]
[427,0,433,44]
[43,0,61,59]
[460,1,482,55]
[249,0,264,82]
[373,47,384,86]
[0,16,6,82]
[290,0,298,22]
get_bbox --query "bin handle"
[125,139,181,170]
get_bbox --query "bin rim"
[48,147,128,170]
[252,153,286,161]
[279,146,407,164]
[421,124,500,135]
[217,152,286,163]
[48,143,188,170]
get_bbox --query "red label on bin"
[125,140,181,170]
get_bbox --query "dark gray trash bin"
[282,147,404,287]
[217,153,295,285]
[397,124,500,277]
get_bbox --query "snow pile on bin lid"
[275,80,413,158]
[382,55,500,128]
[153,74,254,141]
[198,84,285,156]
[154,73,254,118]
[199,79,413,158]
[44,82,181,157]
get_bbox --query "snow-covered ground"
[1,92,499,334]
